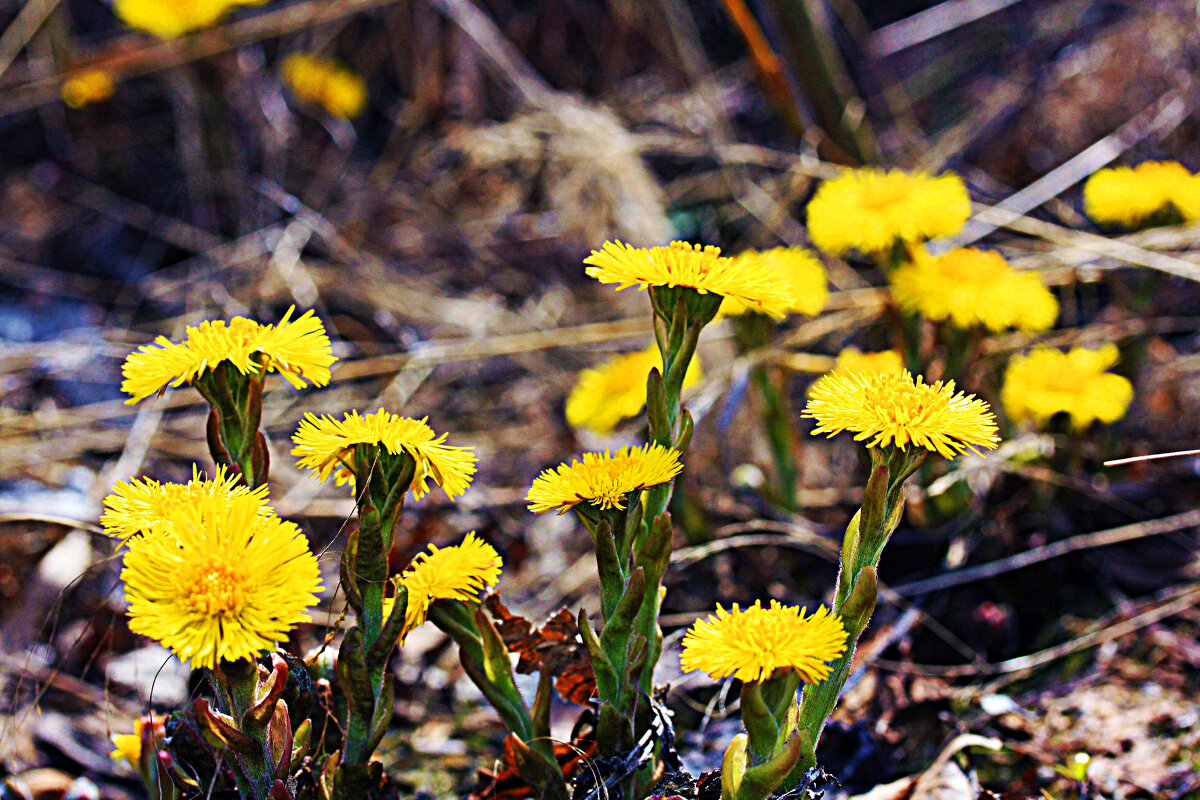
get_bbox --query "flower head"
[291,409,476,499]
[1001,345,1133,429]
[121,307,336,404]
[584,241,795,319]
[890,247,1058,332]
[393,532,502,638]
[680,600,846,683]
[121,493,322,669]
[61,69,115,108]
[803,370,999,458]
[721,247,828,317]
[114,0,266,38]
[282,53,368,119]
[102,465,271,544]
[566,344,702,435]
[526,443,683,514]
[1083,161,1195,227]
[806,168,971,255]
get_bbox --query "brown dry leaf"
[483,594,596,706]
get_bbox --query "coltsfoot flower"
[1083,161,1197,227]
[102,465,270,543]
[121,494,322,669]
[806,168,971,256]
[1001,345,1133,429]
[281,53,368,119]
[114,0,266,38]
[61,69,115,108]
[803,370,999,458]
[291,409,477,499]
[566,344,702,435]
[680,600,846,683]
[584,241,795,319]
[721,247,828,317]
[526,443,683,514]
[121,307,336,404]
[392,532,502,638]
[110,716,164,768]
[890,247,1058,332]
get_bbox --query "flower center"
[181,559,247,617]
[860,176,910,211]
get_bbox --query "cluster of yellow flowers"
[1002,344,1134,429]
[1083,161,1200,227]
[890,247,1058,333]
[281,53,369,119]
[114,0,266,38]
[806,168,971,255]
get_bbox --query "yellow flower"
[680,600,846,683]
[803,370,999,458]
[121,307,336,404]
[291,409,476,500]
[281,53,368,119]
[806,168,971,255]
[110,716,164,768]
[392,532,502,638]
[584,241,795,319]
[1083,161,1193,227]
[526,443,683,514]
[61,69,115,108]
[721,247,828,317]
[1001,345,1133,429]
[121,493,322,670]
[114,0,266,38]
[102,465,271,544]
[889,247,1058,332]
[808,347,904,396]
[565,344,703,435]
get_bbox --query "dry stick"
[0,0,62,81]
[871,0,1027,57]
[876,579,1200,679]
[0,0,406,114]
[952,86,1193,249]
[890,509,1200,598]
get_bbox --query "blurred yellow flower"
[291,409,477,499]
[566,344,702,435]
[393,532,502,639]
[808,347,904,396]
[281,53,368,119]
[1001,345,1133,429]
[721,247,828,317]
[806,168,971,256]
[680,600,846,683]
[890,247,1058,332]
[526,443,683,514]
[804,370,999,458]
[61,69,115,108]
[102,465,270,544]
[1083,161,1195,227]
[110,716,164,768]
[121,493,322,669]
[584,241,794,319]
[114,0,266,39]
[121,307,336,404]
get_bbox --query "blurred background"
[1,0,1199,798]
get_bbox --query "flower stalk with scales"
[291,409,489,799]
[782,370,999,790]
[121,307,335,489]
[680,602,847,800]
[107,489,323,800]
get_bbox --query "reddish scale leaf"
[483,594,597,706]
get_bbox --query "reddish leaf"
[483,594,596,706]
[469,734,596,800]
